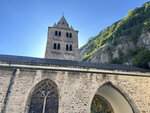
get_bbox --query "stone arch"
[90,82,139,113]
[24,79,59,113]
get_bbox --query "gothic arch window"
[28,79,58,113]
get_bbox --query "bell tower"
[45,16,79,61]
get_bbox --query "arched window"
[57,44,60,50]
[66,44,72,51]
[55,31,58,36]
[29,80,58,113]
[53,43,57,49]
[70,45,72,51]
[70,33,72,38]
[59,31,61,36]
[53,43,60,50]
[66,32,69,37]
[66,45,69,50]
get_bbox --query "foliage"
[128,47,145,57]
[144,19,150,31]
[80,53,92,61]
[109,58,122,64]
[109,47,150,68]
[133,50,150,68]
[109,49,124,64]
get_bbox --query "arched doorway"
[28,79,58,113]
[91,83,134,113]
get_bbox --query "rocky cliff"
[79,1,150,69]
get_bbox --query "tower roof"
[53,15,74,30]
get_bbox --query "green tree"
[133,50,150,68]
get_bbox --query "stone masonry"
[0,56,150,113]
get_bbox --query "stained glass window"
[91,94,114,113]
[29,80,58,113]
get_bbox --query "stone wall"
[0,67,150,113]
[0,68,13,112]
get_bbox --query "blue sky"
[0,0,149,58]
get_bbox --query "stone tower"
[45,16,79,61]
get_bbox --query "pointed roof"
[56,15,69,29]
[53,23,57,27]
[52,15,76,31]
[70,25,74,30]
[52,15,74,29]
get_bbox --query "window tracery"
[29,80,58,113]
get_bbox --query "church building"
[0,16,150,113]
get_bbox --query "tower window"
[55,31,61,37]
[59,31,61,36]
[70,45,72,51]
[66,45,69,50]
[70,33,72,38]
[66,32,72,38]
[57,43,60,50]
[66,32,69,37]
[53,43,57,49]
[53,43,60,50]
[55,31,58,36]
[66,44,72,51]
